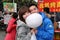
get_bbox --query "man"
[28,4,54,40]
[29,4,46,20]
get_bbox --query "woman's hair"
[12,12,18,19]
[18,6,29,22]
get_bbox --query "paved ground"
[0,31,6,40]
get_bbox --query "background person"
[4,12,18,40]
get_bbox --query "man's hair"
[28,3,37,8]
[43,7,50,13]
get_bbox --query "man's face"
[29,6,39,13]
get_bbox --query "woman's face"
[23,12,31,19]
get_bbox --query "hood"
[39,12,47,20]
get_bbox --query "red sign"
[38,0,60,12]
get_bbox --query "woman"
[16,6,34,40]
[4,12,18,40]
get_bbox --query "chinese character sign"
[38,0,60,12]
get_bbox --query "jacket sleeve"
[16,24,31,40]
[36,19,54,39]
[7,21,16,33]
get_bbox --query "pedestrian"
[4,12,18,40]
[43,7,56,23]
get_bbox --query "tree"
[17,0,37,11]
[3,0,13,2]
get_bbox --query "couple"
[16,4,54,40]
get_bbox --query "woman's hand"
[31,28,37,34]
